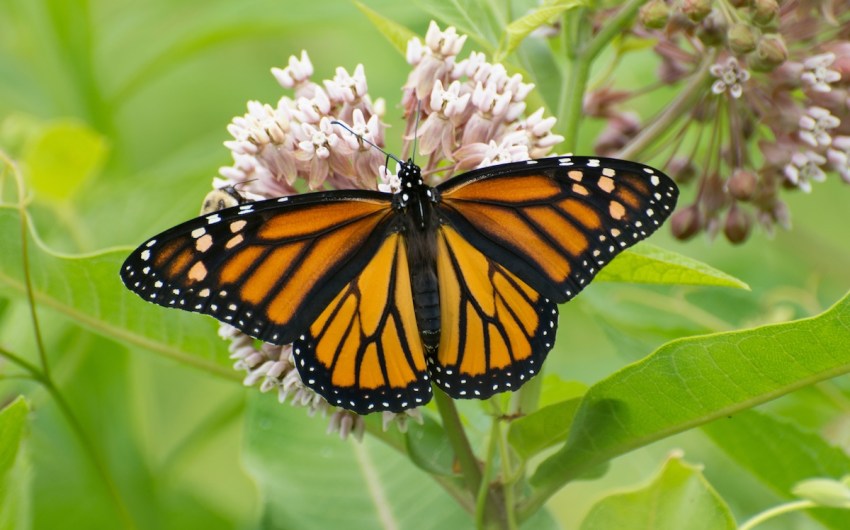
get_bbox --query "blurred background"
[0,0,848,528]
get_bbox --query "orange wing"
[431,224,558,399]
[292,232,431,413]
[437,156,679,303]
[121,191,395,345]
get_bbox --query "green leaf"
[538,376,587,408]
[704,410,850,529]
[0,206,235,378]
[355,2,418,56]
[0,397,30,530]
[531,291,850,493]
[580,455,735,530]
[508,380,586,459]
[23,120,108,201]
[508,398,582,460]
[405,414,458,477]
[503,1,585,57]
[598,243,749,289]
[243,395,472,529]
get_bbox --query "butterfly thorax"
[394,159,442,352]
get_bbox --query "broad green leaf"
[23,120,108,201]
[704,410,850,529]
[598,243,749,289]
[580,455,735,530]
[508,398,582,459]
[0,397,29,530]
[538,376,587,408]
[508,378,587,460]
[405,414,458,477]
[243,394,472,530]
[503,1,585,57]
[0,206,235,378]
[531,291,850,494]
[355,2,418,56]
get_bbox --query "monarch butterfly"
[121,156,678,414]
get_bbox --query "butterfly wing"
[431,156,678,396]
[432,223,558,398]
[292,231,431,413]
[121,191,395,345]
[436,156,679,303]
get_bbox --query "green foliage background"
[0,0,849,529]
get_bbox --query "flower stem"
[559,0,650,152]
[475,417,501,528]
[2,152,50,377]
[738,500,818,530]
[433,388,482,494]
[433,389,508,529]
[615,51,717,160]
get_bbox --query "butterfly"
[121,156,678,414]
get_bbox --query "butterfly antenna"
[411,100,421,164]
[331,120,403,166]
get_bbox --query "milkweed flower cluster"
[587,0,850,243]
[212,22,562,437]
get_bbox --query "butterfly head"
[398,158,423,190]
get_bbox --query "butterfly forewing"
[437,156,679,303]
[121,191,394,345]
[292,232,432,413]
[432,224,558,399]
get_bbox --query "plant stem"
[559,0,650,152]
[558,8,592,152]
[738,500,817,530]
[475,418,501,528]
[3,152,51,377]
[615,51,718,160]
[495,420,518,530]
[433,389,482,495]
[0,346,136,529]
[433,389,509,529]
[43,379,138,529]
[1,153,136,529]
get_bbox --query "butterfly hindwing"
[431,224,558,399]
[292,231,432,414]
[121,191,394,345]
[437,156,679,303]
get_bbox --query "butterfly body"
[122,156,678,413]
[392,160,443,352]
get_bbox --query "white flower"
[429,79,470,117]
[799,106,840,147]
[324,64,368,104]
[827,135,850,184]
[784,150,827,193]
[801,53,841,92]
[710,57,750,99]
[271,50,313,88]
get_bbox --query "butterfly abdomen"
[411,265,440,351]
[402,186,442,352]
